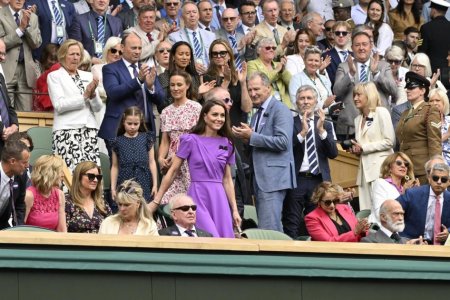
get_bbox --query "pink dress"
[160,100,202,204]
[25,186,60,230]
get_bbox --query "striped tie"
[306,123,319,175]
[360,64,368,82]
[273,28,280,45]
[97,16,105,58]
[192,31,202,60]
[229,35,243,71]
[340,50,348,62]
[51,0,64,44]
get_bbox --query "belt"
[298,172,321,178]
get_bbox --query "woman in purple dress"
[151,100,242,237]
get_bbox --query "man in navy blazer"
[69,0,123,62]
[283,85,338,238]
[397,162,450,245]
[26,0,76,59]
[232,72,296,232]
[98,31,163,145]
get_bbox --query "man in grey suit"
[0,2,41,111]
[333,31,397,139]
[158,194,213,237]
[232,72,296,232]
[361,199,426,244]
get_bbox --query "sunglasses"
[432,175,449,183]
[158,48,170,54]
[321,198,340,207]
[173,205,197,212]
[387,59,402,65]
[264,46,277,51]
[83,173,103,182]
[223,97,233,104]
[165,2,179,7]
[222,17,237,22]
[325,27,333,32]
[334,31,349,37]
[241,11,256,16]
[394,160,410,168]
[110,48,123,55]
[118,184,135,194]
[212,51,228,58]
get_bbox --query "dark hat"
[332,0,354,9]
[405,71,430,89]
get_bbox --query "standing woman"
[247,38,292,109]
[365,0,394,57]
[350,82,395,211]
[396,72,442,184]
[285,29,315,77]
[428,88,450,165]
[66,161,111,233]
[158,71,202,205]
[48,39,103,171]
[204,39,252,127]
[152,100,241,238]
[388,0,424,41]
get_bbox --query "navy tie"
[360,64,368,82]
[306,121,319,175]
[97,16,105,58]
[254,107,263,132]
[14,12,24,63]
[51,0,64,44]
[9,178,17,225]
[192,32,202,60]
[229,35,243,71]
[339,50,348,62]
[185,229,195,237]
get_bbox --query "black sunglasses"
[110,48,123,55]
[264,46,277,51]
[166,2,179,6]
[394,160,410,168]
[387,59,402,65]
[83,173,103,182]
[212,51,228,58]
[432,175,449,183]
[223,97,233,104]
[173,205,197,212]
[325,27,333,32]
[158,48,170,54]
[321,198,340,207]
[222,17,237,22]
[334,31,348,37]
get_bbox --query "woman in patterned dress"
[158,70,202,205]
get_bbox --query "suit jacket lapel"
[257,97,276,133]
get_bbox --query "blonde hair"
[57,39,84,69]
[31,155,65,195]
[115,180,153,226]
[429,88,450,115]
[310,182,344,204]
[70,161,108,215]
[102,36,122,63]
[379,152,415,184]
[353,82,382,112]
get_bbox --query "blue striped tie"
[192,32,202,60]
[306,124,319,175]
[97,16,105,58]
[340,50,348,62]
[229,35,243,71]
[360,64,368,82]
[51,0,64,44]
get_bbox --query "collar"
[429,186,442,199]
[0,163,13,181]
[412,100,424,110]
[186,27,200,34]
[9,5,20,16]
[279,20,293,27]
[335,46,347,52]
[122,58,137,69]
[264,21,276,31]
[226,31,236,38]
[259,95,272,111]
[175,224,196,234]
[379,224,395,238]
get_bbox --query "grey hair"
[304,45,322,59]
[169,193,195,210]
[256,37,276,53]
[430,163,450,176]
[296,84,318,100]
[301,12,320,28]
[203,87,230,102]
[425,155,447,174]
[411,53,432,77]
[248,71,271,87]
[279,0,295,8]
[385,45,405,61]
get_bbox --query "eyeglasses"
[334,31,349,37]
[110,48,123,55]
[83,173,103,182]
[158,48,170,54]
[321,198,340,207]
[394,160,410,168]
[223,97,233,104]
[211,51,228,58]
[118,184,135,194]
[411,63,425,69]
[173,205,197,212]
[264,46,277,51]
[241,11,256,16]
[432,175,449,183]
[165,2,179,7]
[387,59,402,65]
[222,17,237,22]
[325,27,333,32]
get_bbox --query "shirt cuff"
[319,130,327,140]
[16,28,24,38]
[297,133,305,143]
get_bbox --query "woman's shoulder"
[186,100,202,109]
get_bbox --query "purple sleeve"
[176,134,193,160]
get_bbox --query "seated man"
[397,161,450,245]
[361,199,426,244]
[158,194,212,237]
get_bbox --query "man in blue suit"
[26,0,76,59]
[282,85,338,238]
[397,161,450,245]
[232,72,296,232]
[98,31,163,147]
[69,0,123,63]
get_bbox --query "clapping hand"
[238,62,248,83]
[84,79,99,99]
[319,55,331,73]
[354,218,370,236]
[145,67,157,89]
[350,139,362,155]
[348,55,356,77]
[370,52,380,74]
[198,79,216,95]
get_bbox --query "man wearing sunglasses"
[397,162,450,245]
[158,194,212,237]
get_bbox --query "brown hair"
[310,181,344,204]
[379,152,415,184]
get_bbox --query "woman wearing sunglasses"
[371,152,418,225]
[247,37,292,109]
[100,180,158,235]
[66,161,111,233]
[24,155,67,232]
[384,45,409,105]
[154,41,172,75]
[365,0,393,57]
[305,182,370,242]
